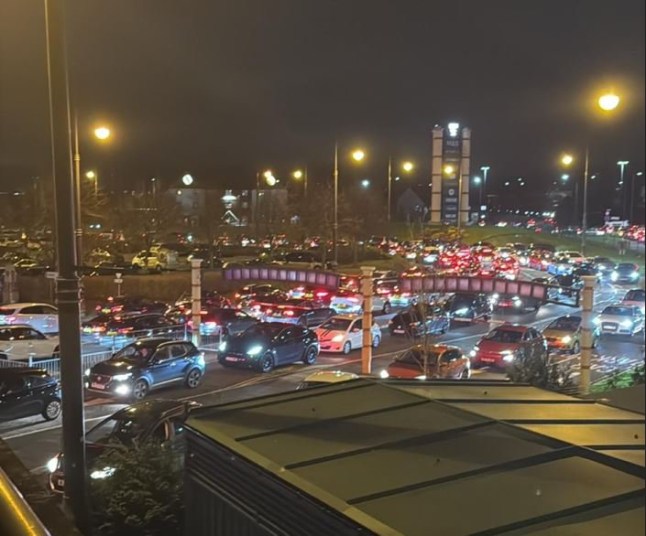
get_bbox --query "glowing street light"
[85,170,98,196]
[93,126,111,140]
[598,92,620,112]
[182,174,194,186]
[561,174,570,181]
[292,168,307,196]
[402,161,414,173]
[443,164,455,176]
[387,159,415,221]
[352,149,365,162]
[561,154,574,166]
[361,179,370,188]
[292,170,303,180]
[333,146,366,261]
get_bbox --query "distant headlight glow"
[611,271,619,281]
[379,369,389,379]
[115,384,131,396]
[332,334,344,342]
[620,320,634,328]
[46,457,59,473]
[218,341,227,352]
[112,373,132,382]
[561,335,572,344]
[247,345,263,356]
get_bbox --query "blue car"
[388,307,450,338]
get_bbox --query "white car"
[622,289,646,314]
[0,325,60,361]
[557,251,586,264]
[297,370,359,389]
[330,289,391,315]
[315,315,381,354]
[594,304,645,336]
[0,303,59,334]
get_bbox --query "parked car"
[388,306,450,337]
[315,315,381,354]
[0,368,61,423]
[622,289,645,314]
[595,305,645,336]
[217,323,318,372]
[86,339,205,400]
[0,325,60,361]
[610,263,641,284]
[542,315,596,354]
[443,292,492,323]
[0,303,59,334]
[381,344,471,380]
[48,399,200,494]
[296,370,359,389]
[470,324,547,369]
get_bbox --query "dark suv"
[388,306,450,338]
[444,292,492,323]
[0,368,61,423]
[48,399,200,494]
[86,338,205,400]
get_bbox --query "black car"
[234,284,288,308]
[611,263,641,285]
[388,306,450,338]
[591,256,616,276]
[444,293,492,323]
[0,368,61,422]
[196,307,259,336]
[48,399,200,494]
[103,313,185,338]
[217,323,319,372]
[86,338,205,400]
[491,292,541,313]
[95,296,169,315]
[555,273,584,298]
[176,290,232,310]
[572,262,601,282]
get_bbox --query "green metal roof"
[187,379,645,535]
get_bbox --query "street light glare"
[402,161,414,173]
[85,171,96,179]
[473,176,482,185]
[443,164,455,175]
[352,149,365,162]
[292,170,303,179]
[361,179,370,188]
[181,174,194,186]
[263,170,274,180]
[561,154,574,166]
[94,126,111,140]
[561,174,570,181]
[598,93,620,111]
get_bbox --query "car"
[380,344,471,380]
[0,303,59,334]
[48,399,200,494]
[86,338,205,400]
[0,325,60,361]
[610,263,641,284]
[0,368,61,423]
[287,285,334,305]
[330,288,392,315]
[572,262,601,282]
[528,250,553,271]
[94,296,169,315]
[555,273,583,298]
[490,293,541,313]
[315,315,381,354]
[233,284,288,308]
[191,308,259,336]
[590,256,616,276]
[98,313,185,340]
[622,289,645,314]
[217,323,318,372]
[443,292,492,323]
[130,250,150,269]
[595,305,645,336]
[470,324,547,369]
[263,303,337,329]
[175,290,232,310]
[277,251,326,269]
[388,306,450,338]
[296,370,359,389]
[542,315,596,354]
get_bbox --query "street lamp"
[443,164,455,176]
[292,168,307,196]
[93,126,111,140]
[352,149,365,162]
[387,159,414,222]
[333,145,365,262]
[182,174,194,186]
[85,170,98,196]
[480,165,490,211]
[561,174,570,181]
[561,154,574,166]
[598,93,620,112]
[361,179,370,188]
[617,161,630,218]
[472,176,483,212]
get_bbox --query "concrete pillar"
[460,128,471,225]
[191,259,203,347]
[580,275,596,395]
[361,266,375,374]
[430,126,443,224]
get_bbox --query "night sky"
[1,0,644,201]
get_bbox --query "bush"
[507,351,575,392]
[90,442,183,536]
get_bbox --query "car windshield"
[484,329,523,343]
[625,290,645,302]
[112,342,158,362]
[242,323,283,338]
[617,263,637,271]
[86,415,150,446]
[547,317,581,331]
[602,306,634,317]
[319,318,352,331]
[0,308,16,315]
[395,349,440,365]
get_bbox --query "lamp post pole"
[73,112,83,267]
[581,146,590,255]
[631,172,644,223]
[333,143,339,264]
[387,156,393,222]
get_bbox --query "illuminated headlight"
[492,293,500,300]
[593,317,601,325]
[501,350,515,362]
[561,335,572,344]
[115,384,131,396]
[631,271,639,279]
[611,272,619,281]
[46,457,59,473]
[90,467,115,480]
[196,353,205,366]
[332,334,344,342]
[84,368,91,377]
[379,369,389,379]
[112,373,132,382]
[414,375,427,380]
[513,297,522,307]
[218,341,227,352]
[620,320,634,328]
[247,345,263,356]
[454,307,469,316]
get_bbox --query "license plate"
[91,383,105,390]
[393,329,405,334]
[481,358,495,363]
[225,356,241,362]
[605,326,617,331]
[57,479,64,487]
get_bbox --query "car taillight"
[93,326,106,333]
[283,310,295,316]
[118,327,133,334]
[316,291,328,297]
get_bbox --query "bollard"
[360,266,375,375]
[191,259,203,347]
[580,275,596,395]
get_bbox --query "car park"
[217,323,319,372]
[0,303,59,334]
[48,399,200,494]
[388,306,450,337]
[470,324,547,369]
[542,315,595,354]
[610,263,641,284]
[315,315,381,353]
[595,305,645,336]
[380,344,471,380]
[622,289,645,314]
[443,292,492,323]
[86,338,205,400]
[0,325,60,361]
[0,368,61,423]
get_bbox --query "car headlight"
[247,345,263,356]
[332,334,344,342]
[46,456,59,473]
[631,271,639,279]
[379,369,389,379]
[502,353,515,363]
[593,317,601,325]
[414,375,427,380]
[469,350,477,357]
[620,320,634,328]
[611,272,619,281]
[90,466,115,480]
[115,384,131,396]
[84,368,91,377]
[112,373,132,382]
[218,341,227,352]
[561,335,572,344]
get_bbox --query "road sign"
[45,271,58,279]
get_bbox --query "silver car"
[594,304,645,336]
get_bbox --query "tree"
[90,442,183,536]
[507,350,575,392]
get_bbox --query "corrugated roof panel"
[450,402,643,422]
[395,383,575,401]
[238,400,489,467]
[291,423,555,501]
[519,423,644,447]
[358,457,644,536]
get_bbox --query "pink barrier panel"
[223,266,340,289]
[399,276,548,301]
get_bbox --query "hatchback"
[0,368,61,422]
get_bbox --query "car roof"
[411,343,461,352]
[0,303,55,309]
[325,314,361,321]
[0,367,53,378]
[0,323,45,330]
[493,323,529,332]
[302,370,360,384]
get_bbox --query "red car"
[494,256,519,279]
[383,344,471,380]
[470,324,547,369]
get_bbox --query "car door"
[349,319,363,348]
[18,305,47,333]
[0,376,33,421]
[148,345,176,385]
[40,305,59,333]
[273,327,301,364]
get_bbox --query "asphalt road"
[1,274,644,475]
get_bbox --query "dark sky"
[0,0,644,198]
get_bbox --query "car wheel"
[343,341,352,354]
[260,353,274,373]
[185,368,202,388]
[571,341,580,355]
[460,368,471,380]
[132,379,149,400]
[372,335,381,348]
[302,345,318,365]
[382,302,392,315]
[42,399,62,421]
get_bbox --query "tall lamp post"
[292,168,307,197]
[333,145,365,263]
[387,159,414,222]
[631,171,644,223]
[472,176,483,214]
[617,160,630,219]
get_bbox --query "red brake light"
[284,310,295,316]
[118,327,133,334]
